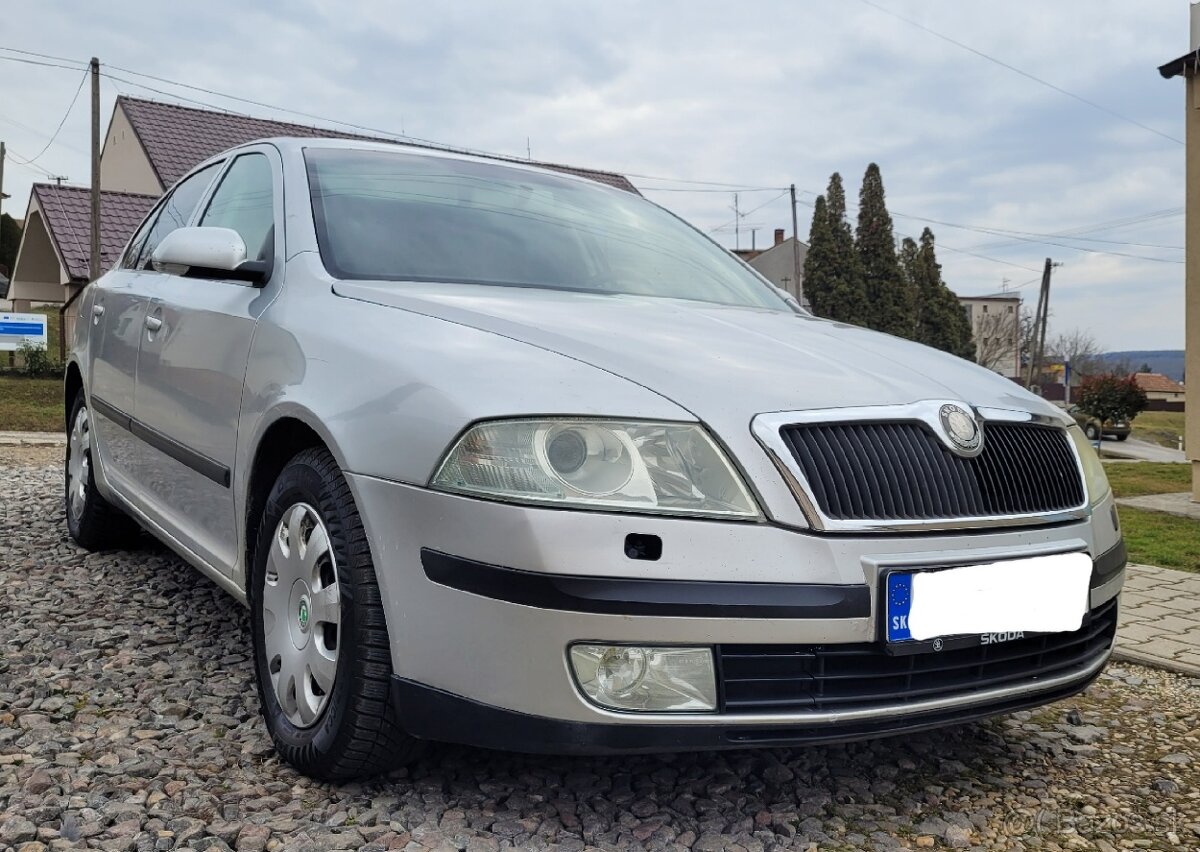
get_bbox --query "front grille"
[718,598,1116,714]
[780,421,1084,521]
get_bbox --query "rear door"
[131,148,282,574]
[88,163,221,491]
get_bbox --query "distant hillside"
[1097,350,1185,382]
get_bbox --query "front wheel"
[250,447,421,780]
[1085,423,1100,441]
[65,392,140,551]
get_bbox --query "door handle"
[144,315,163,332]
[92,304,105,317]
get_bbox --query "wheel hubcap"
[67,406,90,522]
[262,503,340,728]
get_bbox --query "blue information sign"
[0,312,49,352]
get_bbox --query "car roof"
[226,136,635,194]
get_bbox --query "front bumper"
[392,653,1109,754]
[345,473,1124,747]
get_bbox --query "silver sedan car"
[66,138,1124,780]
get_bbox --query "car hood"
[333,280,1061,422]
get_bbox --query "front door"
[132,149,281,574]
[88,162,224,507]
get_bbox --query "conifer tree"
[906,228,975,360]
[801,195,834,315]
[856,164,916,338]
[803,174,869,324]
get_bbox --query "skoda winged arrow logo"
[938,403,982,455]
[298,597,310,631]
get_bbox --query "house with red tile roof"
[1132,371,1186,402]
[7,96,637,314]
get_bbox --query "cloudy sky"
[0,1,1190,351]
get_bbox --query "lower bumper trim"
[391,659,1108,755]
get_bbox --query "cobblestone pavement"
[3,455,1200,851]
[1115,565,1200,677]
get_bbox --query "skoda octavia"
[65,138,1124,780]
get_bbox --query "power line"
[709,190,790,233]
[625,172,787,190]
[16,68,88,166]
[888,209,1184,264]
[3,146,57,178]
[640,186,788,194]
[103,66,432,145]
[797,196,1042,273]
[966,207,1183,252]
[0,46,85,67]
[0,54,85,73]
[855,0,1183,146]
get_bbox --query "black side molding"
[89,394,231,488]
[1091,538,1127,589]
[420,548,872,619]
[89,394,132,432]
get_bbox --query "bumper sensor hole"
[624,533,662,561]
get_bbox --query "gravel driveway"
[2,451,1199,852]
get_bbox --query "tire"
[1085,424,1100,441]
[250,446,421,780]
[1116,434,1129,442]
[65,391,141,551]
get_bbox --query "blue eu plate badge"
[886,572,914,642]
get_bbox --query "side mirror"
[151,227,270,284]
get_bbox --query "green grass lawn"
[1129,410,1186,449]
[1103,460,1198,573]
[0,376,63,432]
[1102,461,1193,498]
[1115,506,1200,574]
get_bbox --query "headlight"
[569,644,717,712]
[431,418,759,518]
[1067,425,1112,506]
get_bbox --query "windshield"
[305,147,789,310]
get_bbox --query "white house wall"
[100,104,163,196]
[748,238,808,304]
[7,206,70,303]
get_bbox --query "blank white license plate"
[885,552,1092,643]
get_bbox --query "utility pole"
[0,140,5,256]
[731,192,740,250]
[1026,257,1055,389]
[790,183,802,306]
[89,57,101,283]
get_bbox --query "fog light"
[569,644,716,712]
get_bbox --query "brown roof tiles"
[118,96,639,194]
[1132,372,1185,394]
[32,184,158,280]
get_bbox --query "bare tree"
[1049,328,1104,378]
[973,309,1019,372]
